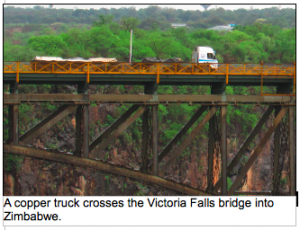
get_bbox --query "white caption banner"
[3,196,296,226]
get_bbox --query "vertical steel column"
[145,83,158,175]
[221,105,227,195]
[207,108,215,192]
[83,104,89,158]
[74,106,83,157]
[8,82,19,145]
[289,106,295,196]
[75,83,89,158]
[272,106,281,195]
[207,83,226,192]
[152,105,158,175]
[140,109,149,172]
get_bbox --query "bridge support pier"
[75,106,90,158]
[74,106,83,157]
[140,108,149,173]
[207,83,226,193]
[144,83,159,175]
[272,106,281,195]
[207,107,215,193]
[221,105,227,195]
[74,83,89,158]
[152,104,158,175]
[8,82,19,145]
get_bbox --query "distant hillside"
[4,5,295,29]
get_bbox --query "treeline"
[4,18,295,64]
[4,5,295,29]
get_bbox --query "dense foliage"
[4,17,295,64]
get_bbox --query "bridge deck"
[4,62,295,88]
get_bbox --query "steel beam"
[272,106,281,195]
[289,106,296,196]
[148,105,208,170]
[74,106,83,157]
[8,82,19,144]
[214,106,274,191]
[19,105,77,144]
[4,144,211,196]
[221,105,227,195]
[152,105,159,175]
[160,106,218,175]
[4,94,294,104]
[74,83,89,157]
[8,105,19,144]
[206,108,215,193]
[228,106,288,195]
[93,106,148,157]
[89,105,140,153]
[140,109,149,172]
[83,105,89,158]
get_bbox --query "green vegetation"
[3,153,23,171]
[4,13,295,63]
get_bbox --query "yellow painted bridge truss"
[4,61,296,95]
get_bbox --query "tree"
[119,17,140,31]
[4,42,43,61]
[27,35,67,56]
[87,26,120,57]
[273,28,295,63]
[254,18,267,24]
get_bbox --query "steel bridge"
[3,61,296,196]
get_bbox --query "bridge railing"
[4,61,295,75]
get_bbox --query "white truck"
[192,46,218,69]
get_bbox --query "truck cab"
[192,46,218,69]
